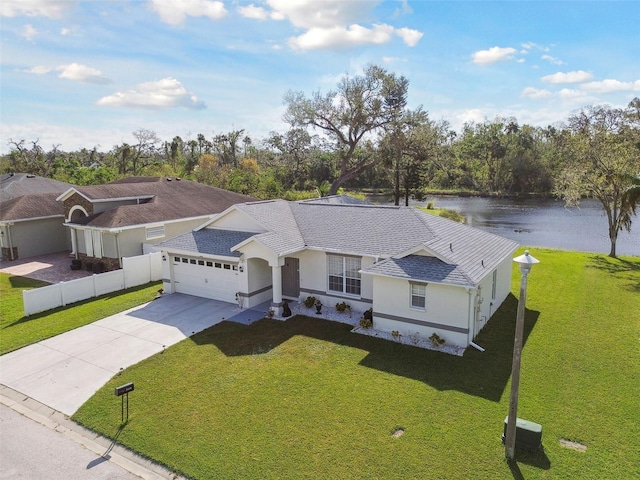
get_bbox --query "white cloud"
[22,65,52,75]
[266,0,371,29]
[395,27,423,47]
[149,0,227,26]
[542,70,593,84]
[541,54,564,65]
[520,42,550,53]
[581,79,640,93]
[21,63,111,84]
[521,87,553,99]
[557,88,587,100]
[458,108,486,125]
[288,24,395,51]
[471,46,517,65]
[383,56,408,64]
[56,63,112,84]
[266,0,421,50]
[60,27,70,36]
[1,0,69,18]
[21,24,38,41]
[394,0,413,17]
[238,4,268,20]
[97,77,206,110]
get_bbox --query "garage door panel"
[173,258,238,303]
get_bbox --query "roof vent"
[481,260,485,267]
[449,243,453,252]
[176,177,181,181]
[166,177,172,181]
[26,174,36,178]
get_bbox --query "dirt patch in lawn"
[559,438,587,451]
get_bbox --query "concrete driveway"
[0,294,268,416]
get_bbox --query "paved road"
[0,404,140,480]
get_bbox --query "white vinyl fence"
[23,252,163,316]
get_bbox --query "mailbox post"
[114,382,134,423]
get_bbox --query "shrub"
[391,330,401,341]
[359,317,372,329]
[426,201,435,210]
[304,296,316,308]
[429,333,445,346]
[439,208,466,223]
[335,301,350,313]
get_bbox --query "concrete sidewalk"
[0,293,268,416]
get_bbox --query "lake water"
[367,195,640,257]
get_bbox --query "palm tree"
[620,173,640,232]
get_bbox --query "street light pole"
[505,250,539,460]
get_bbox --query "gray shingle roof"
[362,255,474,286]
[1,173,73,202]
[163,199,518,287]
[158,229,255,257]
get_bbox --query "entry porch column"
[271,264,283,315]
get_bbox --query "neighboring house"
[56,176,257,272]
[0,173,75,260]
[158,199,519,348]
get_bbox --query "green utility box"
[502,417,543,451]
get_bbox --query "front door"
[282,257,300,298]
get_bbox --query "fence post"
[60,282,66,307]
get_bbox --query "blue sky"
[1,0,639,153]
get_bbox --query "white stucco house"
[158,199,519,349]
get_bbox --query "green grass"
[72,249,640,479]
[0,273,161,355]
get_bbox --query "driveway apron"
[0,294,265,416]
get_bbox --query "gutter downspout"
[7,223,15,260]
[466,287,476,347]
[115,231,122,268]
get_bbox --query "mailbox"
[114,382,134,396]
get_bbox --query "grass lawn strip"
[72,249,640,479]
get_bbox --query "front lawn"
[73,249,640,479]
[0,273,161,355]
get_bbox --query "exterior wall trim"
[375,312,469,334]
[238,285,272,299]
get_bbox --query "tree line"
[2,65,639,257]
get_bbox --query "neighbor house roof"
[0,173,74,221]
[60,177,258,229]
[0,193,64,222]
[160,199,519,287]
[1,173,74,202]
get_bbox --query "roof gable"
[61,177,258,228]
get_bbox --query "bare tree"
[284,64,409,195]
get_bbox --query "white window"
[410,283,426,309]
[146,225,165,240]
[327,254,361,296]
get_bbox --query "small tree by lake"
[555,100,640,258]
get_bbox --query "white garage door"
[172,256,238,303]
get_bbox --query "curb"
[0,384,185,480]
